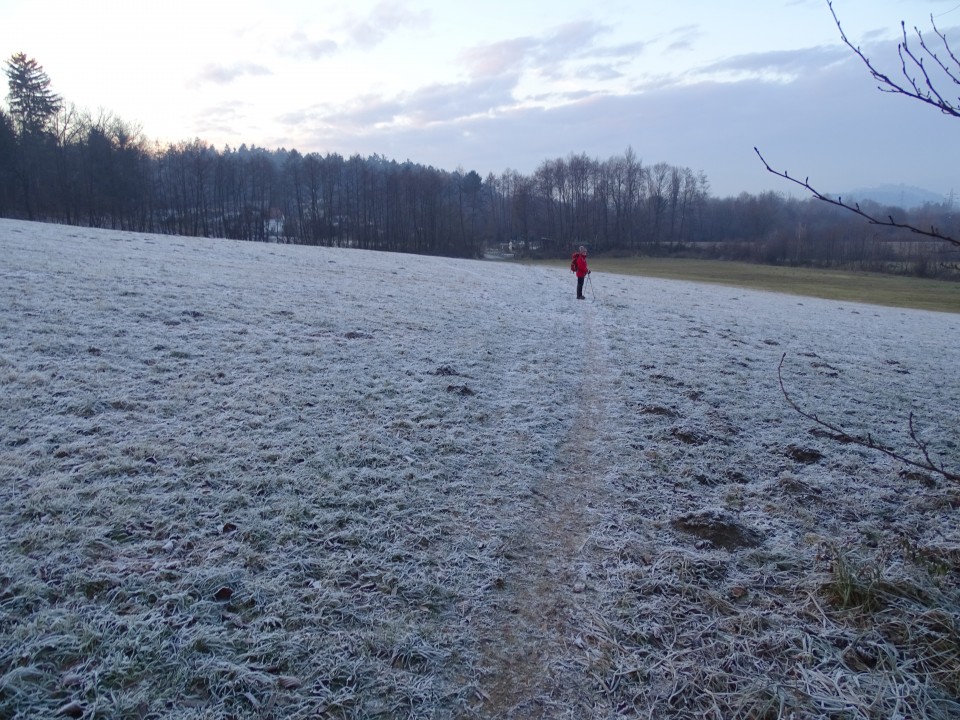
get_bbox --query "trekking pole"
[588,272,596,301]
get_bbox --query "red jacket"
[571,252,589,278]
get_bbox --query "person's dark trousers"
[577,276,585,298]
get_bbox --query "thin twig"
[777,353,959,483]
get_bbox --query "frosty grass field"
[1,218,958,719]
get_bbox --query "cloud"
[459,21,642,90]
[193,101,253,137]
[461,38,538,79]
[282,71,521,135]
[662,24,701,54]
[540,20,607,59]
[285,31,339,60]
[401,75,521,123]
[319,94,405,128]
[536,22,646,85]
[578,64,624,82]
[345,0,430,48]
[591,40,648,59]
[194,62,272,86]
[697,45,848,81]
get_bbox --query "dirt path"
[477,306,616,718]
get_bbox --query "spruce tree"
[4,52,62,137]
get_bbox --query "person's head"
[579,245,587,255]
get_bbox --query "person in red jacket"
[571,245,590,299]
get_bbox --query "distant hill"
[840,184,949,209]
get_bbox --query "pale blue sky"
[2,0,958,197]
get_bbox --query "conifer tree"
[4,52,62,137]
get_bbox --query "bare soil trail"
[477,304,618,718]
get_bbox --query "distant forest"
[2,53,958,278]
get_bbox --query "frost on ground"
[0,218,958,719]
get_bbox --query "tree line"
[2,52,957,276]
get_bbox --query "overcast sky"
[2,0,958,198]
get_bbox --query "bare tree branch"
[754,148,959,247]
[778,354,959,484]
[828,0,960,118]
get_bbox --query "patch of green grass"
[536,257,960,314]
[822,545,887,613]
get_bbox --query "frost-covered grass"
[538,256,960,314]
[0,219,958,719]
